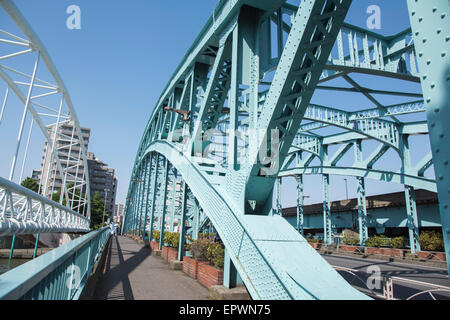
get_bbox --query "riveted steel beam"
[245,0,353,214]
[407,0,450,272]
[404,185,421,253]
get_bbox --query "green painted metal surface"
[0,228,110,300]
[122,0,448,299]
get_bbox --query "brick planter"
[308,242,322,250]
[167,247,178,262]
[182,256,199,279]
[161,246,168,259]
[417,251,447,261]
[150,241,159,251]
[338,244,361,253]
[182,257,224,289]
[161,246,178,261]
[197,261,224,289]
[365,247,404,258]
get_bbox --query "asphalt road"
[321,253,450,300]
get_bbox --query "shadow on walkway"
[94,237,148,300]
[93,236,209,300]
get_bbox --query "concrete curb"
[209,285,251,300]
[169,259,183,270]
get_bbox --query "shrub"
[207,242,225,269]
[164,231,180,248]
[418,231,444,252]
[190,238,210,261]
[152,230,160,242]
[391,236,406,249]
[91,224,103,231]
[365,235,391,248]
[198,232,214,240]
[184,235,193,251]
[189,238,225,269]
[341,236,360,246]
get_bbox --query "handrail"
[0,176,88,222]
[0,227,110,300]
[0,176,90,235]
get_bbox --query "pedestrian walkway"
[93,236,209,300]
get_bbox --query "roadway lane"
[321,253,450,300]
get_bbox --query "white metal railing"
[0,0,91,232]
[0,176,90,236]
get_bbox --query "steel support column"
[137,160,148,237]
[275,177,282,216]
[134,167,144,235]
[178,181,188,261]
[141,154,153,241]
[407,0,450,273]
[158,159,170,249]
[223,248,243,289]
[192,200,200,241]
[322,173,332,245]
[168,169,178,232]
[228,24,239,170]
[357,177,368,247]
[130,185,137,234]
[130,174,140,234]
[147,153,160,242]
[405,185,421,253]
[295,174,304,235]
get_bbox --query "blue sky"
[0,1,431,208]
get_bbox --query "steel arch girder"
[139,141,369,300]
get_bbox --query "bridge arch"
[123,140,369,300]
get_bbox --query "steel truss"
[0,0,91,234]
[124,0,449,299]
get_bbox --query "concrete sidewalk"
[93,236,209,300]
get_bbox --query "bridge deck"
[93,236,209,300]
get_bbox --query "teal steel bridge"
[0,0,448,300]
[123,0,450,300]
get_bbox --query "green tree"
[21,177,39,193]
[90,192,105,229]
